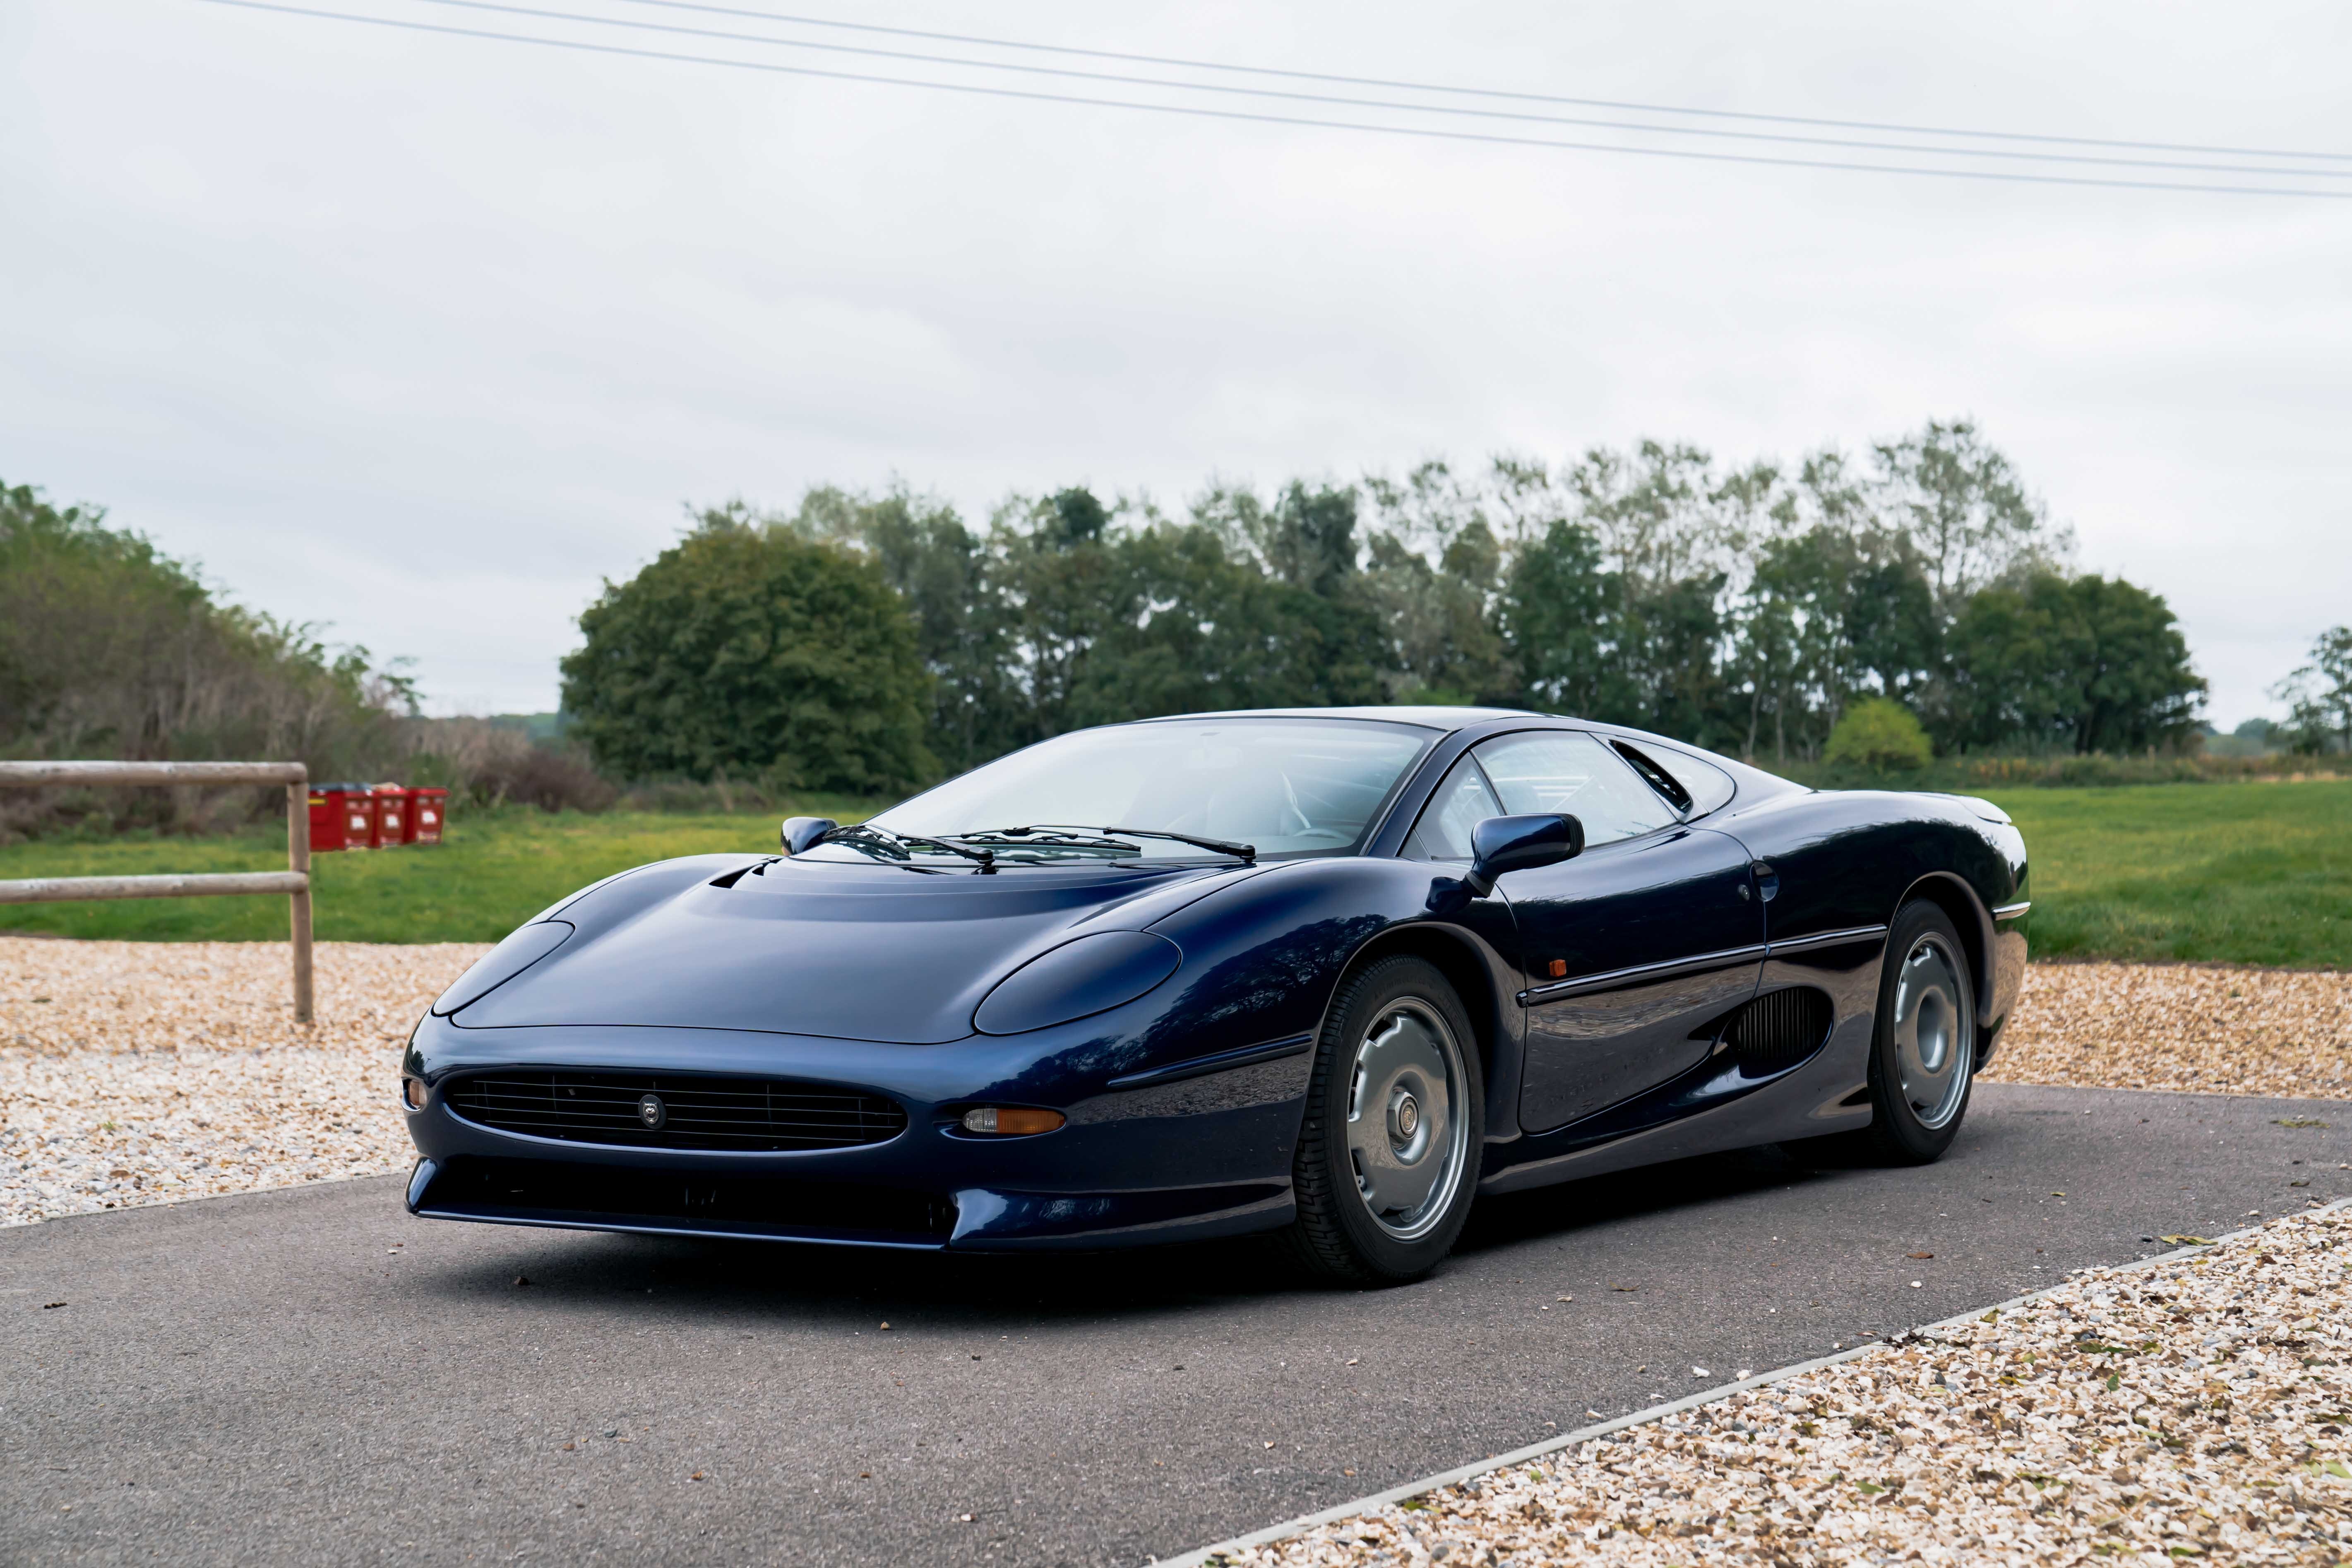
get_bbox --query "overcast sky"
[5,0,2346,726]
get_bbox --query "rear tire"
[1843,900,1980,1165]
[1280,956,1484,1285]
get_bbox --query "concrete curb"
[1150,1195,2352,1568]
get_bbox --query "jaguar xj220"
[401,708,2027,1282]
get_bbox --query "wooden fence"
[0,761,314,1022]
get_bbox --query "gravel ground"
[1989,962,2352,1102]
[8,938,2352,1563]
[0,936,486,1226]
[1223,1206,2352,1568]
[2,941,2346,1228]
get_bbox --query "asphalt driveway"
[5,1081,2346,1567]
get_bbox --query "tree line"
[0,478,615,837]
[0,480,417,766]
[561,421,2210,794]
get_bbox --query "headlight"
[972,931,1182,1035]
[430,921,574,1017]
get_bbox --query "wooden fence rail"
[0,761,314,1022]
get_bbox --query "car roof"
[1123,707,1807,811]
[1130,706,1541,732]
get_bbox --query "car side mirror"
[1464,812,1584,897]
[781,816,838,855]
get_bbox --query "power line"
[593,0,2352,166]
[385,0,2352,181]
[192,0,2352,199]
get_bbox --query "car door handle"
[1751,861,1780,903]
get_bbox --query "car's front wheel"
[1851,899,1980,1164]
[1281,955,1483,1284]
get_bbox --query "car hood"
[449,854,1260,1043]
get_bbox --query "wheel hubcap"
[1391,1092,1420,1142]
[1345,1000,1469,1241]
[1892,934,1974,1130]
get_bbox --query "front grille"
[1725,987,1834,1076]
[444,1071,907,1152]
[417,1155,955,1239]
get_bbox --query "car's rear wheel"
[1848,899,1979,1164]
[1281,955,1483,1284]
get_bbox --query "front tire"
[1281,955,1484,1285]
[1850,899,1980,1165]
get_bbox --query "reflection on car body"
[400,706,2028,1284]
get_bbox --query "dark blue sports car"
[401,707,2028,1282]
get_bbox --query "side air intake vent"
[1723,987,1834,1077]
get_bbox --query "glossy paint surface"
[456,856,1232,1044]
[401,707,2029,1253]
[973,931,1184,1035]
[1506,826,1763,1132]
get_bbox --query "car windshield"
[858,718,1437,863]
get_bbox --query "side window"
[1473,730,1677,846]
[1403,755,1504,862]
[1638,743,1737,816]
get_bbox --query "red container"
[373,786,408,848]
[308,785,381,852]
[406,786,449,845]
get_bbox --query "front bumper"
[400,1013,1309,1251]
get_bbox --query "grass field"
[2,781,2345,967]
[0,798,874,944]
[1997,778,2352,968]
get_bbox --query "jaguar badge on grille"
[637,1093,666,1131]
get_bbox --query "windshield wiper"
[820,822,995,871]
[939,824,1256,864]
[1035,823,1256,864]
[949,827,1141,856]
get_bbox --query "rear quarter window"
[1626,742,1738,816]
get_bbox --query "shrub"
[404,718,617,813]
[1824,697,1933,771]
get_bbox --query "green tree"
[1358,463,1516,704]
[1220,479,1362,599]
[987,486,1127,744]
[2273,625,2352,754]
[1496,519,1629,720]
[1942,571,2204,754]
[784,485,1021,775]
[1730,523,1939,761]
[0,477,414,821]
[1845,556,1941,703]
[1488,443,1759,741]
[1868,420,2070,614]
[1730,527,1834,761]
[1067,520,1387,722]
[560,512,933,792]
[1359,530,1516,705]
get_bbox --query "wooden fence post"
[287,777,314,1024]
[0,761,317,1023]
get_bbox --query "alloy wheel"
[1343,999,1470,1242]
[1891,933,1974,1130]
